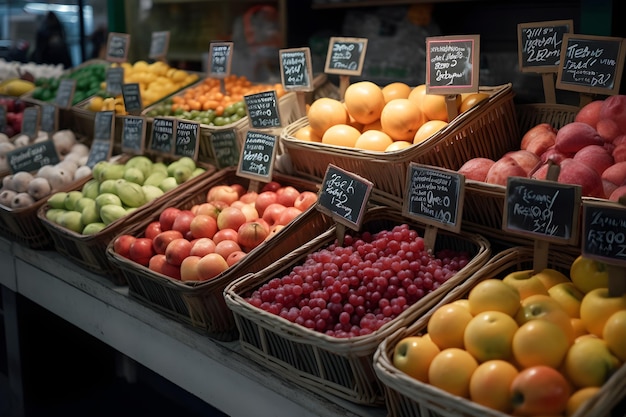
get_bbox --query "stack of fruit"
[0,97,28,138]
[30,62,108,105]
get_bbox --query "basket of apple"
[222,206,491,405]
[105,167,329,340]
[374,246,626,417]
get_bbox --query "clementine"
[382,82,412,103]
[321,123,361,148]
[384,140,413,152]
[354,129,394,151]
[293,125,322,142]
[460,92,489,113]
[414,120,448,145]
[407,83,427,108]
[307,97,348,137]
[380,98,425,141]
[421,92,461,122]
[344,81,386,125]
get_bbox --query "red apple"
[540,145,571,165]
[189,214,218,239]
[601,161,626,186]
[237,221,269,250]
[217,206,247,231]
[213,228,239,244]
[262,202,287,225]
[276,186,300,207]
[597,118,621,143]
[254,191,278,217]
[457,157,495,182]
[172,210,195,236]
[160,262,181,280]
[555,122,604,154]
[613,143,626,163]
[159,207,181,231]
[194,201,228,219]
[152,230,184,254]
[510,366,570,416]
[129,237,155,267]
[559,158,605,198]
[239,191,258,204]
[294,191,318,211]
[207,185,239,205]
[165,238,192,266]
[485,156,528,186]
[230,183,246,198]
[265,224,285,241]
[261,180,282,192]
[189,237,216,257]
[196,253,229,281]
[573,144,615,175]
[504,149,541,175]
[214,239,242,260]
[575,100,603,128]
[521,123,557,156]
[239,203,259,222]
[144,221,162,240]
[226,250,247,266]
[148,253,167,274]
[180,255,202,282]
[603,179,620,199]
[599,95,626,136]
[613,134,626,147]
[113,234,136,259]
[276,206,303,226]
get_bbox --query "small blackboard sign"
[426,34,480,94]
[54,78,76,108]
[21,106,40,140]
[121,116,146,155]
[518,20,573,73]
[210,129,239,168]
[556,34,626,95]
[0,106,6,134]
[208,41,233,78]
[404,163,464,233]
[86,139,112,169]
[106,67,124,96]
[582,200,626,266]
[150,117,176,154]
[7,140,61,174]
[122,83,143,114]
[106,32,130,63]
[40,104,58,134]
[244,90,281,129]
[503,177,581,245]
[174,120,200,158]
[317,164,373,231]
[149,31,170,59]
[237,130,277,181]
[324,37,368,76]
[279,47,313,91]
[93,110,115,142]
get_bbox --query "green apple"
[123,167,145,185]
[580,288,626,337]
[81,179,100,200]
[57,210,84,233]
[63,191,83,211]
[82,222,107,235]
[502,270,549,300]
[74,197,96,213]
[47,192,68,210]
[99,179,118,195]
[392,335,440,382]
[95,193,122,213]
[159,177,178,192]
[564,337,620,388]
[80,204,101,225]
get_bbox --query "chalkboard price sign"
[503,177,581,245]
[86,139,112,169]
[21,106,40,140]
[237,130,277,181]
[40,104,58,134]
[149,31,170,59]
[518,20,573,73]
[556,34,626,95]
[122,83,143,114]
[244,90,281,129]
[324,37,368,76]
[150,117,175,154]
[106,67,124,96]
[581,201,626,266]
[174,120,200,158]
[210,129,239,168]
[317,164,373,230]
[121,116,146,154]
[0,105,6,134]
[93,111,114,142]
[54,78,76,108]
[7,140,61,174]
[426,34,480,94]
[279,47,313,91]
[404,163,464,233]
[106,32,130,63]
[208,42,233,78]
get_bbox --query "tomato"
[570,255,609,294]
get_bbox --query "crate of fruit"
[223,205,491,405]
[105,167,330,340]
[373,246,626,417]
[279,83,518,205]
[37,154,215,284]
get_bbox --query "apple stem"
[532,239,549,274]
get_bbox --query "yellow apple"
[533,268,570,289]
[392,335,440,382]
[548,282,585,318]
[469,359,519,413]
[512,319,570,369]
[564,337,621,388]
[566,387,600,417]
[515,294,575,343]
[464,310,519,362]
[427,303,473,350]
[468,278,521,317]
[579,288,626,337]
[502,270,549,300]
[428,348,478,398]
[570,255,609,294]
[602,309,626,362]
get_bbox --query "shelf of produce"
[0,237,386,417]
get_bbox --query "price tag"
[86,139,112,169]
[582,200,626,266]
[21,106,40,140]
[106,67,124,97]
[403,163,464,233]
[121,115,146,155]
[237,130,277,181]
[122,83,143,114]
[503,177,581,245]
[7,140,61,174]
[208,41,233,78]
[0,105,6,134]
[150,117,176,154]
[279,47,313,91]
[106,32,130,63]
[149,30,170,60]
[556,34,626,95]
[54,78,76,108]
[518,20,573,73]
[244,90,281,129]
[317,164,373,231]
[93,110,115,142]
[210,129,239,168]
[40,104,58,134]
[426,34,480,94]
[174,120,200,158]
[324,37,368,76]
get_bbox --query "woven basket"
[105,167,330,341]
[373,246,626,417]
[223,206,491,406]
[280,84,518,206]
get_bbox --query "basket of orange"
[280,82,518,206]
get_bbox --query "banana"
[0,79,35,96]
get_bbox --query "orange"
[384,140,413,152]
[344,81,386,125]
[427,303,473,350]
[293,125,322,142]
[362,119,382,132]
[321,123,361,148]
[380,98,425,141]
[307,98,348,137]
[460,92,489,113]
[469,360,519,413]
[354,129,394,152]
[414,120,448,145]
[407,83,427,108]
[464,310,519,362]
[512,320,570,368]
[428,348,478,398]
[382,82,412,103]
[421,92,461,122]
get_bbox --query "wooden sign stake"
[295,92,307,119]
[339,75,350,100]
[423,224,438,253]
[579,93,594,108]
[533,160,560,273]
[445,95,460,122]
[248,180,261,194]
[542,73,557,104]
[608,264,626,297]
[335,223,346,247]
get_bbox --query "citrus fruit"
[427,303,473,350]
[293,125,321,142]
[428,348,478,398]
[384,140,412,152]
[468,279,521,317]
[464,310,519,362]
[512,320,570,368]
[382,82,412,103]
[362,119,383,132]
[460,92,489,112]
[354,129,394,151]
[344,81,386,125]
[380,98,425,141]
[321,123,361,147]
[421,92,461,122]
[307,98,348,137]
[414,120,448,145]
[407,83,427,108]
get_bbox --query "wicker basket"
[105,167,330,341]
[280,84,518,205]
[223,206,491,406]
[373,246,626,417]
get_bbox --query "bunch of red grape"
[246,223,470,338]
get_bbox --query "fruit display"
[389,253,624,417]
[0,97,29,137]
[0,59,65,81]
[30,61,109,105]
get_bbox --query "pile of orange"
[295,81,488,152]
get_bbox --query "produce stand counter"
[0,236,386,417]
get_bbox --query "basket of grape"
[223,205,491,406]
